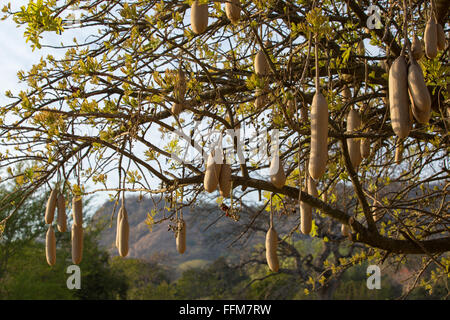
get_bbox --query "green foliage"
[110,256,174,300]
[0,194,127,299]
[0,185,47,278]
[12,0,63,50]
[332,263,402,300]
[175,257,248,299]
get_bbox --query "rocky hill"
[92,196,268,273]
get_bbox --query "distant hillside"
[92,196,268,272]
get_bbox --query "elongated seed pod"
[115,207,123,249]
[287,98,296,115]
[437,23,446,51]
[118,206,129,257]
[360,135,371,159]
[346,109,362,169]
[46,225,56,266]
[254,50,270,76]
[309,92,329,180]
[342,86,351,103]
[204,153,219,193]
[219,163,232,198]
[225,0,240,25]
[357,40,365,56]
[323,190,328,204]
[71,224,83,265]
[56,192,67,232]
[411,35,424,60]
[389,56,411,139]
[269,157,286,189]
[265,227,279,272]
[45,189,57,224]
[215,162,222,185]
[176,219,186,254]
[410,93,431,123]
[72,196,83,227]
[300,179,312,235]
[174,69,186,101]
[171,102,183,116]
[255,86,269,109]
[341,224,350,237]
[190,1,208,34]
[300,104,308,122]
[308,177,318,198]
[424,15,438,59]
[408,60,431,113]
[395,141,403,164]
[300,198,312,235]
[446,106,450,128]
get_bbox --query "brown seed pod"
[395,141,403,164]
[308,176,318,198]
[436,23,446,51]
[446,106,450,128]
[408,60,431,114]
[411,35,424,60]
[118,206,129,257]
[342,86,351,103]
[46,225,56,266]
[389,56,411,139]
[308,92,329,180]
[171,102,183,116]
[219,163,232,198]
[56,192,67,232]
[176,219,186,254]
[254,49,270,76]
[72,195,83,227]
[287,98,296,115]
[190,1,208,34]
[346,109,362,169]
[265,227,279,272]
[204,153,220,193]
[254,86,269,109]
[225,0,240,25]
[115,207,123,249]
[321,189,328,203]
[45,189,57,224]
[71,224,83,265]
[360,135,371,159]
[300,179,312,235]
[269,157,286,189]
[300,197,312,235]
[424,14,438,59]
[357,40,365,56]
[174,69,186,101]
[300,104,308,122]
[409,90,431,124]
[341,224,350,237]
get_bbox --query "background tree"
[0,0,448,296]
[0,179,47,279]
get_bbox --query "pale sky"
[0,0,109,209]
[0,1,382,212]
